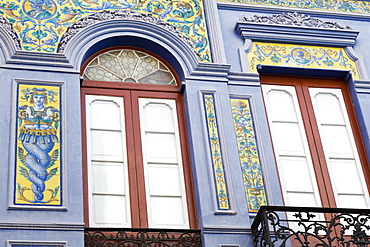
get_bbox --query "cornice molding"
[239,12,351,30]
[235,12,359,47]
[58,9,193,53]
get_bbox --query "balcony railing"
[84,228,202,247]
[252,206,370,247]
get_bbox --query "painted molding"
[62,19,201,74]
[202,226,252,234]
[203,0,227,63]
[7,241,67,247]
[240,12,351,30]
[235,13,359,47]
[2,222,84,231]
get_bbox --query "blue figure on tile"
[17,87,60,203]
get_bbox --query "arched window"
[81,48,196,229]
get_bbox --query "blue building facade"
[0,0,370,245]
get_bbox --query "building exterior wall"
[0,0,369,245]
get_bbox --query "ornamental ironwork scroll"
[252,206,370,247]
[15,83,62,206]
[203,93,230,210]
[230,97,267,213]
[84,228,202,247]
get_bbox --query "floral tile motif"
[0,0,211,62]
[230,97,267,213]
[15,83,62,206]
[247,42,359,79]
[203,93,230,210]
[219,0,370,14]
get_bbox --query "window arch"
[81,48,196,229]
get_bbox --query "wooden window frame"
[261,75,370,208]
[80,47,196,228]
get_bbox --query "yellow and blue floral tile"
[247,42,360,80]
[203,93,230,210]
[1,0,211,62]
[230,97,267,213]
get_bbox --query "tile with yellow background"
[15,83,61,206]
[247,42,360,80]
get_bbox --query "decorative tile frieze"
[230,97,267,213]
[203,93,230,210]
[247,42,359,79]
[0,0,211,62]
[15,82,62,206]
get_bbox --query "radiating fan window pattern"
[83,49,177,86]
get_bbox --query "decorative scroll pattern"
[85,229,202,246]
[15,83,61,206]
[240,12,352,30]
[247,42,359,79]
[203,93,230,210]
[218,0,370,15]
[230,97,267,213]
[0,0,211,62]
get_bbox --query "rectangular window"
[261,76,370,208]
[83,89,192,229]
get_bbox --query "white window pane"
[92,162,126,194]
[312,91,345,125]
[266,88,298,121]
[279,157,315,192]
[287,192,319,207]
[150,197,185,227]
[147,165,181,196]
[338,194,367,208]
[329,159,364,194]
[91,130,123,160]
[321,125,354,158]
[90,99,123,130]
[93,195,128,225]
[143,102,174,132]
[145,133,177,161]
[273,122,305,155]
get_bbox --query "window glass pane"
[329,159,364,194]
[272,122,305,155]
[91,130,124,161]
[147,165,182,196]
[321,125,354,158]
[279,157,315,192]
[150,197,186,226]
[84,49,176,85]
[92,162,126,194]
[93,195,128,225]
[90,99,123,130]
[145,133,177,162]
[143,103,174,132]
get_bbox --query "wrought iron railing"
[252,206,370,247]
[84,228,202,247]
